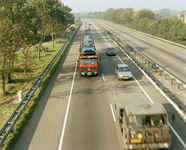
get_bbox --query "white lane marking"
[156,43,186,59]
[94,22,186,148]
[120,33,186,59]
[169,123,186,148]
[116,54,124,64]
[93,23,111,47]
[133,76,154,103]
[161,54,167,58]
[110,104,116,122]
[81,22,85,41]
[58,60,78,150]
[102,73,105,81]
[133,72,186,148]
[113,39,186,149]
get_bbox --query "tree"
[0,0,29,94]
[159,9,171,18]
[30,0,74,59]
[121,8,134,25]
[178,25,186,41]
[132,9,155,20]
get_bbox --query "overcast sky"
[61,0,186,13]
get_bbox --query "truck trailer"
[78,35,99,76]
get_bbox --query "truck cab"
[114,93,171,150]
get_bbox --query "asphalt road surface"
[13,20,186,150]
[94,20,186,84]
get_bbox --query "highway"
[13,20,186,150]
[94,20,186,84]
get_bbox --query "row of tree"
[87,8,186,45]
[0,0,75,95]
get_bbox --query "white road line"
[110,104,116,122]
[114,40,186,149]
[95,22,186,148]
[169,123,186,148]
[161,54,167,58]
[133,76,154,103]
[58,58,78,150]
[120,33,186,59]
[116,54,124,64]
[93,23,111,47]
[102,73,105,81]
[136,76,186,148]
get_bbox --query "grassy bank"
[0,22,81,150]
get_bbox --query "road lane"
[13,23,82,150]
[96,20,186,83]
[13,20,186,150]
[91,20,186,149]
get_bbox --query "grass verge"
[0,22,81,150]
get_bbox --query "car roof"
[117,64,129,67]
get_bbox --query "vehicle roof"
[126,103,167,115]
[117,64,129,67]
[114,93,149,109]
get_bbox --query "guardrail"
[119,25,186,49]
[98,23,186,121]
[102,26,186,92]
[0,22,81,147]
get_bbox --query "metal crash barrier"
[0,22,82,147]
[97,23,186,121]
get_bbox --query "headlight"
[129,145,133,149]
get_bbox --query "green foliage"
[158,9,171,18]
[178,25,186,40]
[0,0,75,95]
[132,9,155,20]
[87,7,186,46]
[0,24,80,150]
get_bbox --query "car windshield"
[119,67,129,72]
[80,58,97,65]
[128,114,167,129]
[108,48,115,52]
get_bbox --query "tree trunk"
[52,28,54,47]
[2,72,5,95]
[38,41,41,60]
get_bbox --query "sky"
[61,0,186,13]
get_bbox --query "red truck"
[78,35,99,76]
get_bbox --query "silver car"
[115,64,133,80]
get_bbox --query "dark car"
[106,47,116,56]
